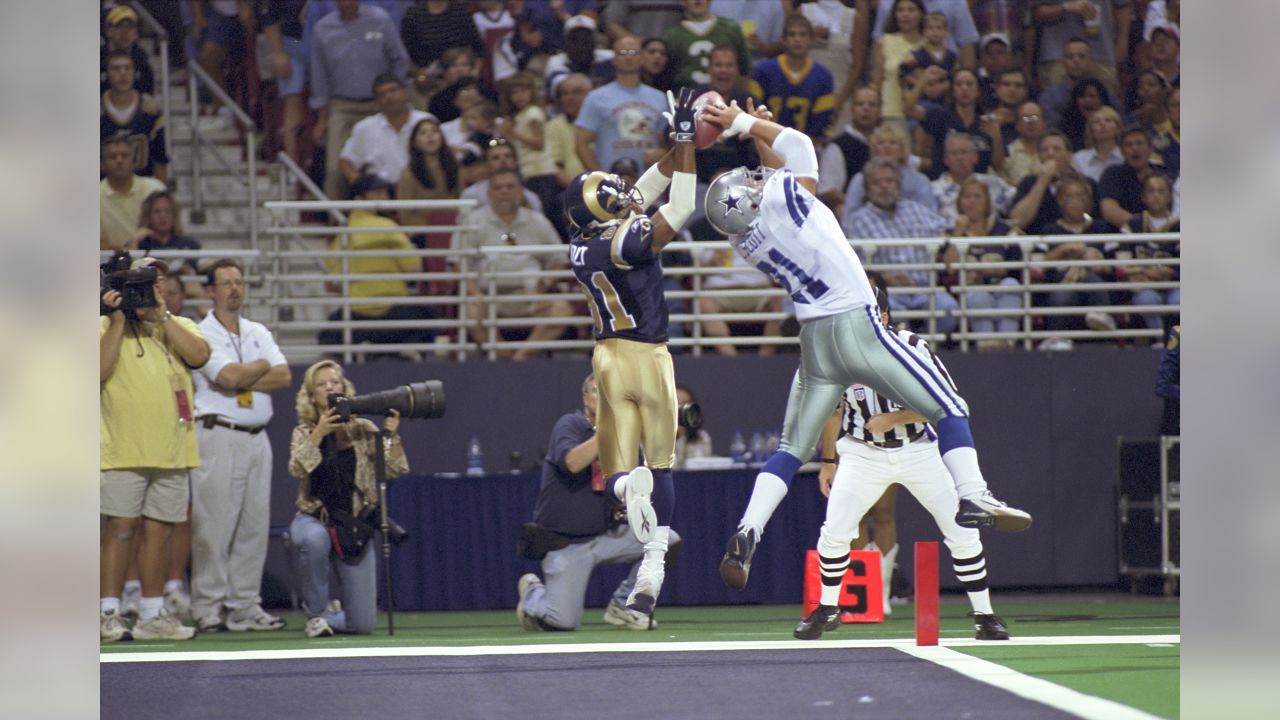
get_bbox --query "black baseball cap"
[349,174,395,199]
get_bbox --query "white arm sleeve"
[657,171,697,230]
[633,162,672,211]
[771,127,819,181]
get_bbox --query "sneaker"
[1085,311,1118,332]
[956,492,1033,532]
[120,584,141,620]
[793,605,841,640]
[225,605,287,632]
[973,613,1010,640]
[196,612,226,633]
[624,561,663,621]
[516,573,542,631]
[164,586,192,621]
[305,616,335,638]
[719,527,758,590]
[100,610,132,642]
[624,467,656,543]
[604,599,655,630]
[132,609,196,641]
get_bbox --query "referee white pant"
[190,424,273,619]
[817,437,983,563]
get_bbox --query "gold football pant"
[592,338,677,478]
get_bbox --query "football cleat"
[956,492,1033,532]
[719,527,758,590]
[973,612,1010,641]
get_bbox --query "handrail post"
[188,71,204,223]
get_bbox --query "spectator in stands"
[257,0,310,169]
[441,81,489,158]
[906,67,1005,178]
[1038,37,1100,129]
[1058,77,1117,151]
[988,69,1030,143]
[101,5,155,96]
[400,0,484,75]
[714,0,787,58]
[602,0,686,47]
[189,0,253,129]
[319,175,437,351]
[674,384,714,468]
[452,168,571,360]
[1003,100,1046,186]
[975,32,1012,111]
[897,12,960,89]
[158,275,197,322]
[101,135,167,251]
[460,138,544,211]
[1144,20,1179,85]
[846,158,959,336]
[457,101,502,183]
[472,0,517,92]
[1127,69,1169,138]
[544,15,616,94]
[871,0,927,137]
[664,0,751,90]
[1151,86,1178,179]
[930,131,1015,224]
[1098,126,1163,228]
[747,14,836,142]
[547,73,592,189]
[428,48,486,124]
[872,0,981,67]
[101,50,168,182]
[288,360,408,637]
[842,123,938,220]
[1071,105,1123,181]
[493,15,555,85]
[496,72,561,232]
[799,0,862,128]
[520,0,600,51]
[818,86,882,214]
[949,177,1023,349]
[574,34,667,172]
[696,245,784,357]
[1032,0,1132,97]
[1009,129,1099,234]
[340,74,436,188]
[397,117,461,235]
[133,190,203,276]
[641,37,675,93]
[1036,175,1115,336]
[1115,173,1179,335]
[971,0,1035,75]
[310,0,411,201]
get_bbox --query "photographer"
[287,360,408,637]
[100,257,211,642]
[516,374,681,631]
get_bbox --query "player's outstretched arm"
[702,100,820,193]
[648,87,699,254]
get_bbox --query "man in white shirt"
[339,74,436,187]
[189,259,293,633]
[460,139,544,211]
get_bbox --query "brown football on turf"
[693,90,726,150]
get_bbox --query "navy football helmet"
[564,171,642,234]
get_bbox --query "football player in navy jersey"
[562,87,699,622]
[700,99,1031,608]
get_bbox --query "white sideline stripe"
[101,634,1179,664]
[900,645,1165,720]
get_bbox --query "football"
[693,90,727,150]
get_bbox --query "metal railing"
[129,2,173,166]
[184,61,258,248]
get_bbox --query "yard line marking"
[900,645,1164,720]
[101,634,1179,663]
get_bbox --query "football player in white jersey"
[700,99,1032,593]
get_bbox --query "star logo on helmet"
[719,192,745,216]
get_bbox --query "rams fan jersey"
[730,168,876,322]
[570,214,668,343]
[747,56,836,139]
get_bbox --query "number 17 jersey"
[732,168,876,322]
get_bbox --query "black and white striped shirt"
[839,329,958,449]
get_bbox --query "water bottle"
[766,429,781,454]
[465,434,485,477]
[750,431,767,467]
[729,431,747,467]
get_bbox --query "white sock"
[941,447,989,501]
[139,596,164,622]
[881,544,898,611]
[123,579,141,595]
[740,473,789,537]
[968,589,994,615]
[101,597,120,614]
[613,476,629,502]
[163,579,185,595]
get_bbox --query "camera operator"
[287,360,407,637]
[100,257,211,642]
[516,373,682,631]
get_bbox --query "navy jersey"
[534,411,614,538]
[747,56,836,140]
[101,93,168,178]
[570,213,668,343]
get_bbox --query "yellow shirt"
[879,33,924,120]
[546,115,584,181]
[100,175,166,250]
[100,315,207,470]
[326,210,420,316]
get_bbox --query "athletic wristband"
[725,111,758,138]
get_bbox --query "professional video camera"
[328,380,447,423]
[100,250,159,317]
[677,401,702,432]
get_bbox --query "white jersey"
[731,168,877,322]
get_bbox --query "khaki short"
[101,468,190,522]
[705,292,776,314]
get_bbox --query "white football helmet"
[704,166,775,236]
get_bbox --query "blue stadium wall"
[260,348,1165,609]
